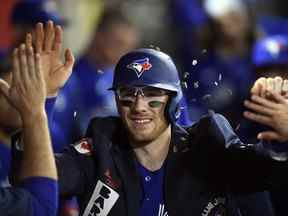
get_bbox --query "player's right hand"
[26,21,74,98]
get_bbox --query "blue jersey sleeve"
[0,177,58,216]
[0,186,33,215]
[0,143,11,181]
[21,177,58,216]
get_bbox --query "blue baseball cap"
[252,35,288,67]
[11,0,66,26]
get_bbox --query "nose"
[131,94,147,113]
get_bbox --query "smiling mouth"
[133,119,151,124]
[129,117,153,125]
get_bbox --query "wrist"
[22,108,48,127]
[47,89,59,98]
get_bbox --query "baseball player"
[49,48,288,216]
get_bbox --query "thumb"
[0,79,10,100]
[258,131,282,141]
[64,48,75,72]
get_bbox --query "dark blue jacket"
[56,114,288,216]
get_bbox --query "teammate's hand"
[244,91,288,142]
[26,21,74,97]
[251,76,288,98]
[0,44,46,121]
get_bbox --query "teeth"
[133,119,151,124]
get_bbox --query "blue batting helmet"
[110,48,183,123]
[252,35,288,67]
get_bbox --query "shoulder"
[186,113,231,131]
[186,113,237,143]
[86,116,123,136]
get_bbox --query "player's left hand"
[0,44,46,121]
[26,21,74,97]
[244,90,288,142]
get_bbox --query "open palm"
[26,21,74,97]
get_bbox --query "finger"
[259,78,267,97]
[282,80,288,93]
[26,45,36,78]
[25,33,33,47]
[243,111,272,127]
[35,53,42,79]
[44,20,54,51]
[35,53,46,95]
[266,77,274,95]
[244,99,274,116]
[19,44,30,86]
[251,77,265,96]
[0,79,10,100]
[274,76,283,94]
[35,22,44,53]
[266,90,287,104]
[64,48,75,72]
[258,131,282,141]
[12,48,21,86]
[250,95,278,110]
[52,25,63,56]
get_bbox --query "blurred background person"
[171,0,257,128]
[0,0,66,73]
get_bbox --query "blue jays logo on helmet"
[127,58,152,78]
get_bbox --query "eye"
[148,101,164,108]
[117,87,135,98]
[119,100,133,107]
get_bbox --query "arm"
[195,112,288,191]
[0,43,57,215]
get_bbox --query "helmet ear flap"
[164,93,182,124]
[174,105,181,120]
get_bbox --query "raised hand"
[26,21,74,97]
[244,91,288,142]
[0,44,46,121]
[245,77,288,142]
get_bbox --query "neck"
[132,125,171,171]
